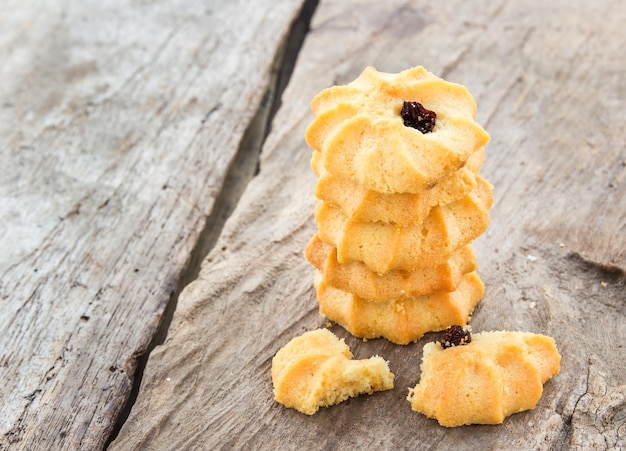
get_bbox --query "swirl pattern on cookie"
[305,66,490,194]
[315,177,493,274]
[407,331,561,426]
[306,235,477,301]
[311,148,485,225]
[315,271,484,345]
[272,329,394,415]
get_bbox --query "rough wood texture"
[0,1,306,449]
[112,0,626,449]
[3,0,625,449]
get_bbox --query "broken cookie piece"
[407,330,561,427]
[272,328,394,415]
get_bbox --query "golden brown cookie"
[272,329,394,415]
[305,66,490,194]
[315,177,493,274]
[311,148,485,225]
[305,235,477,301]
[407,331,561,426]
[315,271,484,345]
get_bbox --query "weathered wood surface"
[0,1,308,449]
[111,0,626,450]
[1,0,624,449]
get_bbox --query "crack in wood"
[565,356,626,449]
[103,0,321,446]
[567,251,626,280]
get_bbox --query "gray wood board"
[113,0,625,449]
[110,0,626,449]
[0,1,306,449]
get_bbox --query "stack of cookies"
[304,66,493,345]
[273,66,561,423]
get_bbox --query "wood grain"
[0,1,306,449]
[2,0,624,448]
[112,0,626,449]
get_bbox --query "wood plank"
[114,0,625,448]
[0,1,306,449]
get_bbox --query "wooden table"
[1,0,624,449]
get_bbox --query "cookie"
[315,271,484,345]
[305,235,476,301]
[407,331,561,426]
[305,66,490,194]
[311,148,485,225]
[272,329,394,415]
[315,177,493,274]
